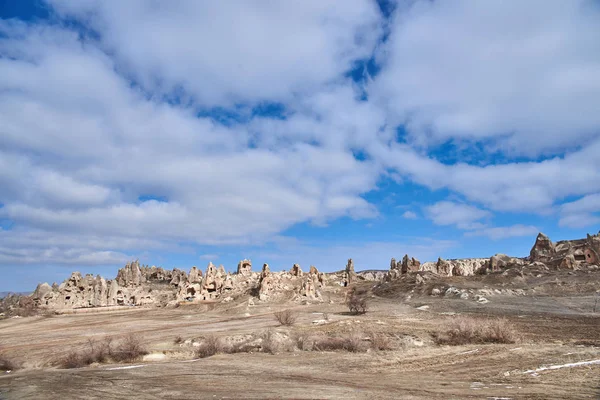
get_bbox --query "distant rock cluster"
[31,259,331,310]
[382,231,600,280]
[25,231,600,312]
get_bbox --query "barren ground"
[1,272,599,399]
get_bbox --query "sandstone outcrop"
[342,259,357,287]
[290,263,303,277]
[530,233,556,262]
[237,259,252,276]
[26,232,600,312]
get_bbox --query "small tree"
[273,309,298,326]
[346,287,368,315]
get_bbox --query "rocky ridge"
[23,231,600,311]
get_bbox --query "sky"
[1,0,599,292]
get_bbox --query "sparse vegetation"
[59,335,146,368]
[273,309,298,326]
[195,335,223,358]
[0,354,19,372]
[174,335,184,344]
[433,317,518,345]
[261,329,279,354]
[346,287,368,315]
[369,332,393,351]
[313,332,367,353]
[112,334,148,362]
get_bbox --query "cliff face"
[31,260,330,310]
[28,232,600,310]
[382,232,600,280]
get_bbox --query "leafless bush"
[225,341,257,354]
[344,331,365,352]
[433,317,517,345]
[174,336,184,345]
[293,333,314,351]
[273,309,298,326]
[313,332,366,353]
[261,329,279,354]
[346,287,368,315]
[195,335,223,358]
[322,312,330,321]
[61,351,88,369]
[112,334,148,362]
[0,354,19,371]
[369,332,393,351]
[313,336,347,351]
[60,337,117,368]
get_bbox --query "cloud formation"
[0,0,599,285]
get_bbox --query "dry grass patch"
[433,316,518,345]
[59,335,147,368]
[112,334,148,362]
[195,335,224,358]
[0,354,20,371]
[313,331,367,353]
[273,309,298,326]
[369,332,394,351]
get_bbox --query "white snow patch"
[105,365,146,371]
[524,359,600,374]
[459,348,480,355]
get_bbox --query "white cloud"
[402,211,418,220]
[559,194,600,228]
[0,16,383,265]
[0,0,599,274]
[425,201,490,230]
[251,237,458,270]
[467,224,540,240]
[379,141,600,214]
[48,0,383,107]
[373,0,600,156]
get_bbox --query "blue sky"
[1,0,599,292]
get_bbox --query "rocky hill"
[5,231,600,314]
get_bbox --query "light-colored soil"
[1,277,600,399]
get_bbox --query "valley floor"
[1,282,599,399]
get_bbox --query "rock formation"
[26,231,600,312]
[342,259,356,287]
[401,255,421,274]
[290,263,303,277]
[237,259,252,276]
[530,233,556,262]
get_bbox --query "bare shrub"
[195,335,223,358]
[61,351,87,369]
[60,337,116,368]
[0,354,19,371]
[313,332,366,353]
[225,341,256,354]
[322,312,330,321]
[369,332,393,351]
[293,333,314,351]
[112,334,148,362]
[174,336,184,345]
[433,317,517,345]
[344,331,365,353]
[313,336,347,351]
[261,329,279,354]
[485,318,518,344]
[346,287,368,315]
[273,309,298,326]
